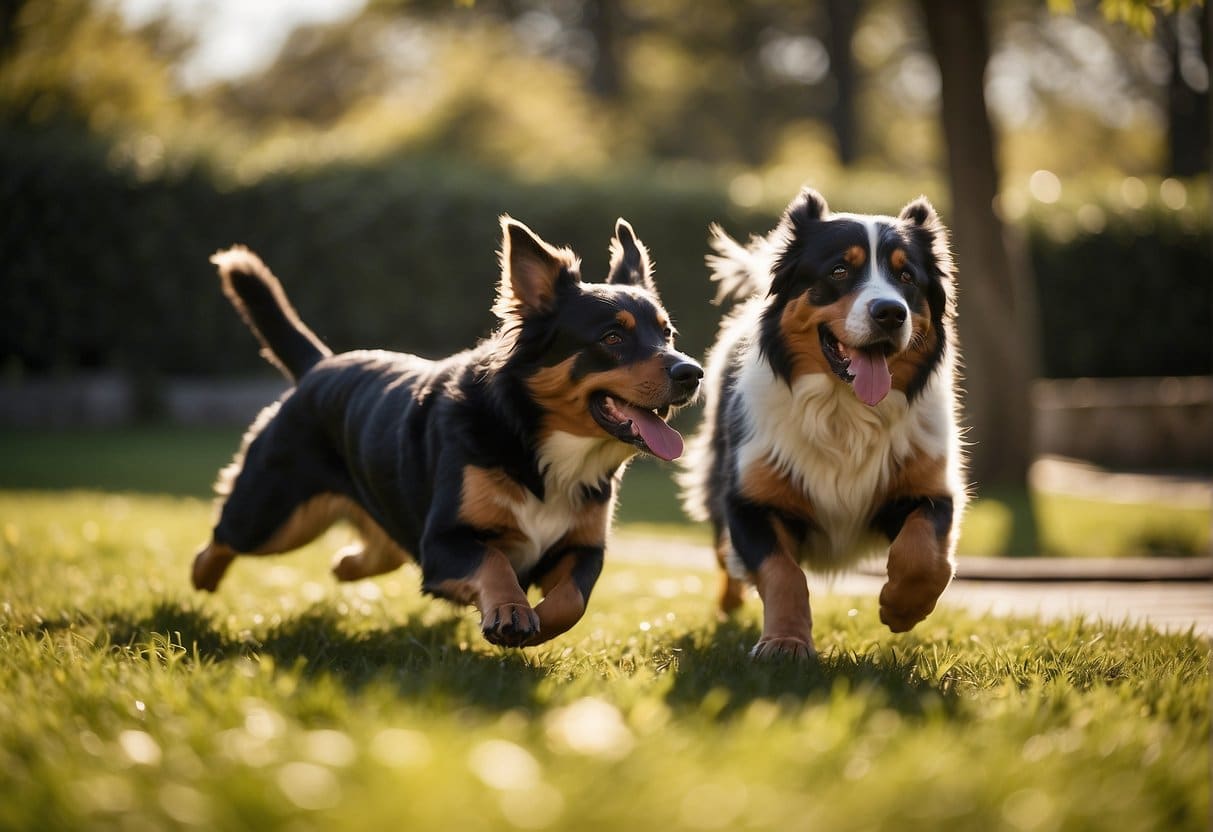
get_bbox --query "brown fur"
[750,550,815,660]
[433,548,540,643]
[527,354,672,437]
[879,506,953,632]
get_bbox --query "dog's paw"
[482,602,541,647]
[331,543,368,582]
[750,636,816,662]
[878,581,940,633]
[192,544,234,592]
[883,577,946,635]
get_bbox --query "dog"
[192,217,702,648]
[679,187,965,659]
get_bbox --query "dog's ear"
[770,187,831,295]
[899,195,954,278]
[785,187,830,228]
[495,216,581,319]
[606,218,656,294]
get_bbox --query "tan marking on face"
[887,306,938,393]
[844,245,866,268]
[616,310,636,330]
[780,287,938,396]
[527,354,672,437]
[890,248,908,271]
[778,292,855,379]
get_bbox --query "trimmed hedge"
[3,132,1209,387]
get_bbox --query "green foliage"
[1027,183,1212,378]
[0,490,1208,831]
[3,135,1209,382]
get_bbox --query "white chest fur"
[734,362,959,572]
[498,432,632,573]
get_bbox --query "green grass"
[3,426,1205,557]
[0,490,1209,831]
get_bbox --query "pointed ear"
[771,186,831,292]
[899,195,940,228]
[606,218,656,293]
[899,195,954,278]
[785,186,830,227]
[494,216,580,319]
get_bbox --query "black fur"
[201,217,700,648]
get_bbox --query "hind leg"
[714,530,748,616]
[331,504,411,581]
[194,492,350,591]
[193,413,351,591]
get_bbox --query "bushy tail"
[211,246,331,382]
[705,223,774,305]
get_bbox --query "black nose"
[869,299,908,333]
[669,360,704,390]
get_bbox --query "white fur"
[496,432,632,573]
[731,347,963,574]
[680,297,965,578]
[842,218,912,350]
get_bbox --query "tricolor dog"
[680,187,965,659]
[193,217,702,647]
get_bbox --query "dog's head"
[752,187,955,405]
[495,216,702,461]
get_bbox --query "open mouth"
[818,325,894,407]
[589,392,684,461]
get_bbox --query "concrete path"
[611,535,1213,638]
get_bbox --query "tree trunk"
[824,0,861,166]
[583,0,623,101]
[918,0,1041,551]
[1163,3,1211,177]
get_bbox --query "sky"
[116,0,368,87]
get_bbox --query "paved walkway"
[611,538,1213,638]
[616,456,1213,636]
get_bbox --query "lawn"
[0,489,1208,831]
[0,426,1208,557]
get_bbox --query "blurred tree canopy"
[1,0,1209,499]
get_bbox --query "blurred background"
[1,0,1209,556]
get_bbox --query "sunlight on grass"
[0,428,1207,557]
[0,490,1208,831]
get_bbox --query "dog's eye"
[899,271,915,285]
[662,326,674,341]
[830,265,848,280]
[601,331,624,347]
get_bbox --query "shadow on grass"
[662,620,958,719]
[40,601,548,712]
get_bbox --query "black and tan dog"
[680,187,965,659]
[193,217,702,647]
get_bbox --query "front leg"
[876,497,956,633]
[421,531,539,647]
[523,547,604,646]
[726,496,815,660]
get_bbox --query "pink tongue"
[849,350,892,406]
[617,402,684,461]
